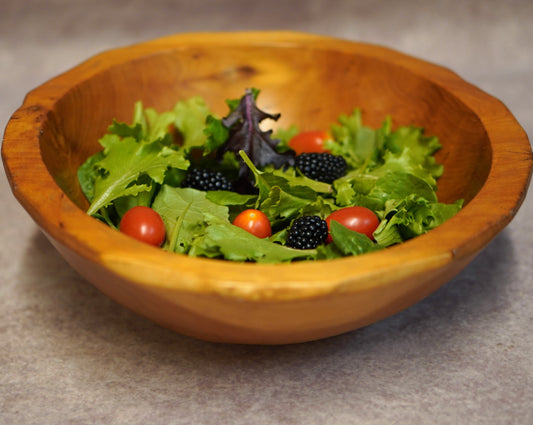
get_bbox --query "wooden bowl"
[3,32,532,344]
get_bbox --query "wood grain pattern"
[2,31,532,344]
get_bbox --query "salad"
[77,88,462,263]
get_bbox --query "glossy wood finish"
[3,32,532,344]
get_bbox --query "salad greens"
[78,89,462,263]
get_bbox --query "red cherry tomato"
[326,206,380,242]
[288,130,331,155]
[119,206,166,247]
[232,209,272,238]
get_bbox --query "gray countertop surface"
[1,1,532,424]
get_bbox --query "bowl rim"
[2,30,532,301]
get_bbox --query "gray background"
[1,1,532,424]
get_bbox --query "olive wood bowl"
[3,32,532,344]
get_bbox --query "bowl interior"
[39,38,491,211]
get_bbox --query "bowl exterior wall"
[45,229,477,344]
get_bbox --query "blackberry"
[286,216,329,250]
[295,153,347,183]
[182,168,233,191]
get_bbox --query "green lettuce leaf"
[329,220,382,256]
[143,109,176,144]
[328,109,391,170]
[374,195,463,246]
[86,135,189,215]
[77,150,105,202]
[110,100,176,144]
[151,186,228,254]
[198,223,316,263]
[174,96,213,150]
[205,190,258,220]
[239,151,322,227]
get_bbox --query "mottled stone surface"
[1,1,532,424]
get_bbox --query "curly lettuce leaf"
[374,195,463,246]
[79,101,194,217]
[328,109,391,170]
[86,135,189,215]
[174,96,213,150]
[333,169,437,212]
[330,109,451,211]
[109,100,176,144]
[144,110,176,144]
